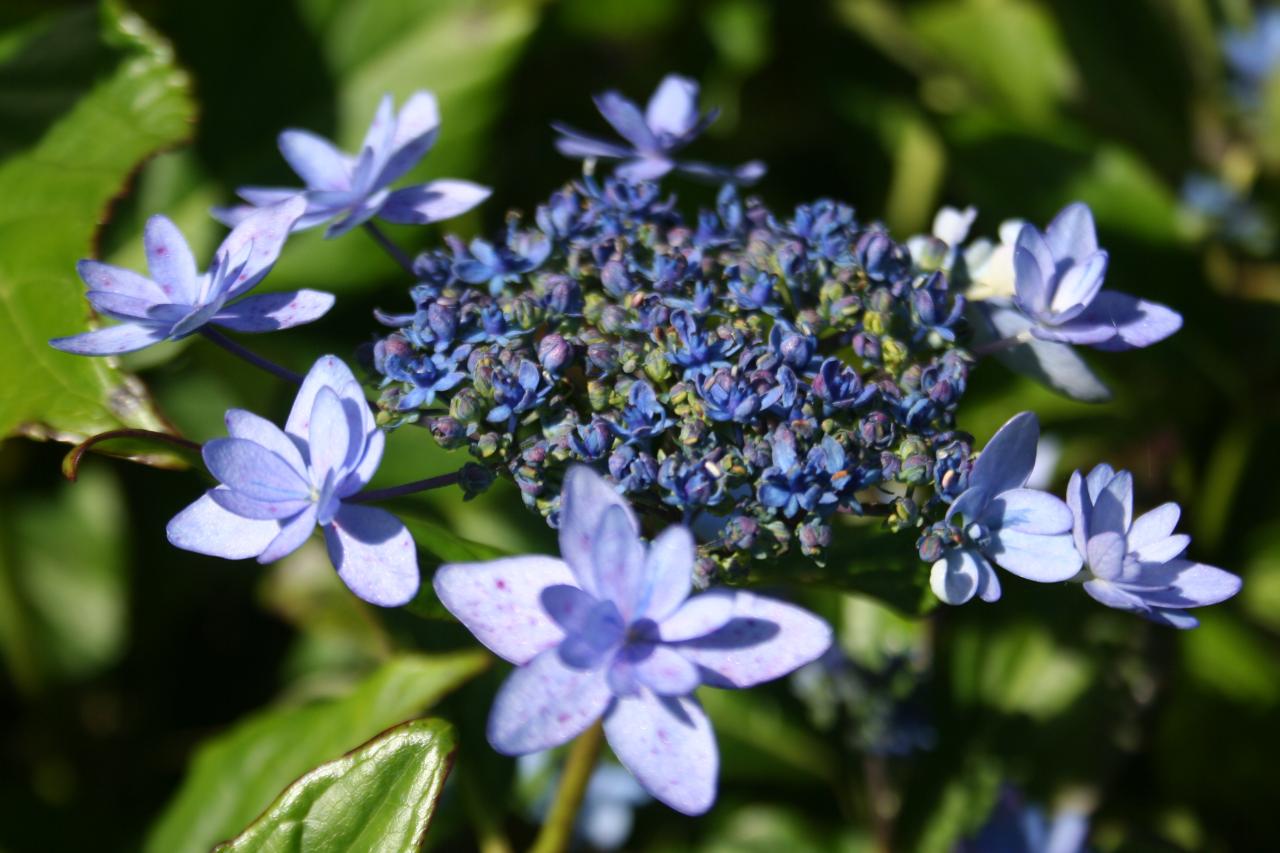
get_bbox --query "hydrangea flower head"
[1004,203,1181,351]
[930,412,1082,605]
[553,74,765,183]
[1066,464,1241,628]
[167,355,419,607]
[215,91,490,237]
[434,465,832,814]
[50,198,329,355]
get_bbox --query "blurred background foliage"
[1,0,1278,850]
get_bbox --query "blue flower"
[667,309,739,379]
[608,445,659,493]
[487,359,551,430]
[553,74,765,184]
[994,203,1181,351]
[960,788,1090,853]
[612,380,674,443]
[811,357,875,411]
[375,337,470,411]
[455,228,553,295]
[1223,10,1280,97]
[570,417,616,462]
[726,268,782,314]
[433,466,832,814]
[758,429,851,519]
[166,356,418,607]
[658,453,727,511]
[214,92,490,237]
[930,412,1083,605]
[50,200,330,356]
[768,319,822,374]
[1066,464,1242,629]
[697,368,762,424]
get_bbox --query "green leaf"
[215,718,457,853]
[0,1,194,444]
[144,651,489,853]
[0,465,128,692]
[950,621,1094,720]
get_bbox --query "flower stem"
[199,328,302,385]
[347,469,462,503]
[363,221,417,276]
[530,721,604,853]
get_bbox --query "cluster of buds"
[370,175,971,580]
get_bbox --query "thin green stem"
[363,221,417,276]
[200,327,302,385]
[529,722,604,853]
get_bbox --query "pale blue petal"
[658,591,735,642]
[258,503,318,563]
[615,156,675,182]
[285,355,359,442]
[77,259,168,304]
[210,289,335,332]
[989,529,1083,582]
[166,491,280,559]
[645,75,700,137]
[1044,202,1099,262]
[324,503,419,607]
[1130,534,1190,564]
[592,506,647,620]
[376,90,440,188]
[970,411,1039,496]
[631,644,700,696]
[1132,560,1242,608]
[49,322,169,355]
[1089,469,1132,537]
[216,196,307,298]
[208,487,310,520]
[985,487,1072,534]
[1127,502,1181,551]
[1047,251,1107,315]
[1065,470,1090,557]
[144,215,199,303]
[558,466,638,596]
[1013,226,1054,314]
[278,129,352,191]
[1055,291,1183,351]
[378,180,492,225]
[636,525,694,622]
[434,556,576,664]
[978,302,1112,402]
[930,548,987,605]
[488,647,612,754]
[1085,531,1126,580]
[603,691,717,815]
[592,91,657,151]
[202,437,309,501]
[673,590,832,688]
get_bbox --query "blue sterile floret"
[215,91,490,237]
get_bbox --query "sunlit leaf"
[144,651,489,853]
[215,718,456,853]
[0,1,193,446]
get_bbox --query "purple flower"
[931,412,1082,605]
[167,356,418,607]
[552,74,765,184]
[50,200,328,356]
[1002,203,1181,351]
[433,466,831,814]
[1066,464,1241,628]
[215,91,490,237]
[455,228,552,295]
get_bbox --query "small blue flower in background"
[1000,203,1182,351]
[930,412,1082,605]
[1223,9,1280,99]
[454,227,552,295]
[553,74,765,184]
[433,465,831,815]
[517,751,649,850]
[215,91,490,237]
[960,788,1091,853]
[167,356,419,607]
[50,199,329,356]
[1066,464,1241,628]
